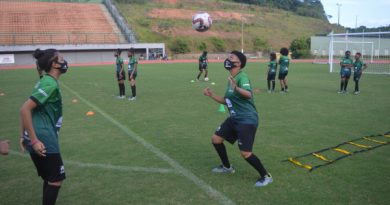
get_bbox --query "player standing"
[267,52,277,93]
[20,48,68,205]
[196,51,209,81]
[353,52,367,95]
[115,49,126,99]
[278,48,290,92]
[127,48,138,101]
[203,50,272,187]
[339,50,353,94]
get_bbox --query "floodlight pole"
[336,3,342,26]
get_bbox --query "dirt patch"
[148,8,253,21]
[153,0,177,4]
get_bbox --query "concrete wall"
[0,43,165,68]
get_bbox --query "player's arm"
[203,87,225,104]
[20,99,46,156]
[363,63,367,71]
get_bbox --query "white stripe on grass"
[61,82,236,205]
[9,150,176,174]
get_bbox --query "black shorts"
[199,64,207,71]
[278,72,288,80]
[116,71,126,81]
[267,73,276,81]
[30,153,66,182]
[215,117,258,152]
[128,70,137,80]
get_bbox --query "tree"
[289,37,311,59]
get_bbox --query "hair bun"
[33,49,44,59]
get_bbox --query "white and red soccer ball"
[192,12,212,32]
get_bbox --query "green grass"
[0,62,389,205]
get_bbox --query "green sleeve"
[30,81,56,106]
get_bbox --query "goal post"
[328,31,390,74]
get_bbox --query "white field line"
[61,83,236,205]
[9,150,176,174]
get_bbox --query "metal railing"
[103,0,137,43]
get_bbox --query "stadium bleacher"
[0,1,122,45]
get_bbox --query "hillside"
[115,0,342,54]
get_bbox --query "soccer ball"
[204,77,209,81]
[192,12,212,32]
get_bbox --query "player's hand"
[19,137,25,153]
[203,87,213,97]
[228,76,237,90]
[32,140,46,157]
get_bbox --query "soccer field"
[0,62,389,205]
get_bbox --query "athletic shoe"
[211,165,235,173]
[337,91,343,94]
[116,95,125,99]
[128,96,136,101]
[354,91,360,95]
[255,174,273,187]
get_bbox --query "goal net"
[328,31,390,74]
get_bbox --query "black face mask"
[57,60,68,74]
[224,58,234,70]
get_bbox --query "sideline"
[61,82,236,205]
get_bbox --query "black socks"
[131,85,136,97]
[118,83,125,96]
[245,154,268,178]
[43,182,61,205]
[212,143,231,168]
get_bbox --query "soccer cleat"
[211,165,235,173]
[117,95,125,99]
[255,174,273,187]
[337,91,343,94]
[354,91,360,95]
[128,96,136,101]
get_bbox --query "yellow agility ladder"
[285,132,390,171]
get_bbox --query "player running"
[127,48,138,101]
[115,49,126,99]
[278,48,290,93]
[339,50,353,94]
[20,48,68,205]
[203,50,272,187]
[267,52,277,93]
[352,52,367,95]
[196,51,209,81]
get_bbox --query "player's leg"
[129,77,137,100]
[196,65,203,81]
[354,74,360,94]
[211,118,236,173]
[236,124,272,187]
[204,68,208,79]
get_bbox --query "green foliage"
[197,42,208,51]
[169,38,190,54]
[210,37,226,52]
[252,37,269,51]
[289,37,311,59]
[231,0,327,20]
[157,20,174,31]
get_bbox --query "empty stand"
[0,1,122,45]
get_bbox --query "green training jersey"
[224,71,258,124]
[116,57,123,72]
[26,75,63,153]
[199,55,207,66]
[353,60,365,73]
[340,57,353,70]
[268,60,277,74]
[279,55,289,73]
[128,56,138,72]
